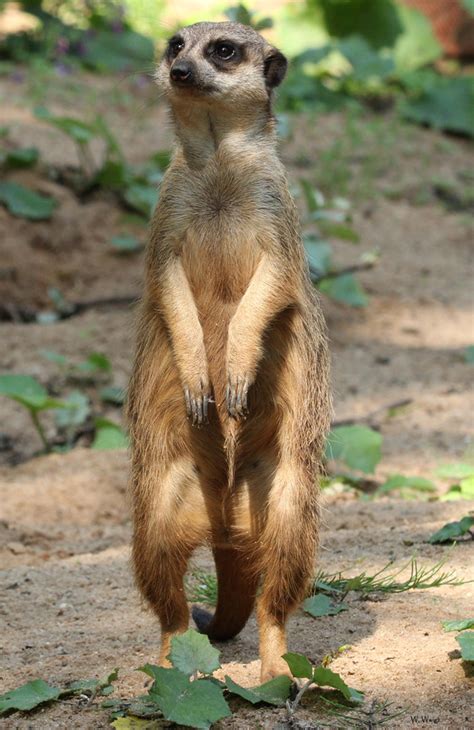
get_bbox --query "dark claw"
[184,382,211,427]
[184,387,191,417]
[227,375,250,420]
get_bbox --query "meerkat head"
[155,21,287,110]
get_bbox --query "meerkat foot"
[226,374,250,419]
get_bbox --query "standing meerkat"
[127,21,330,682]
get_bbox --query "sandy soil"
[0,69,473,728]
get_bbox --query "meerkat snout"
[170,60,194,86]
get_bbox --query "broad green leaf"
[442,619,474,633]
[393,6,442,71]
[35,107,96,144]
[0,181,56,220]
[225,675,292,706]
[376,474,436,496]
[436,463,474,480]
[1,146,39,168]
[464,345,474,364]
[100,386,125,405]
[428,516,474,544]
[0,679,61,715]
[304,237,332,277]
[338,35,394,81]
[303,594,348,617]
[0,374,47,410]
[312,666,363,703]
[110,235,143,254]
[319,273,368,307]
[124,183,158,218]
[63,668,118,697]
[169,629,220,677]
[92,418,128,450]
[282,652,313,679]
[402,76,474,138]
[78,352,111,373]
[318,221,360,242]
[440,477,474,501]
[456,632,474,662]
[326,425,382,474]
[462,0,474,16]
[319,0,403,49]
[54,391,90,429]
[146,667,231,729]
[81,30,154,73]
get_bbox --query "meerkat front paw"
[226,373,251,419]
[183,376,212,426]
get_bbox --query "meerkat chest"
[172,168,277,300]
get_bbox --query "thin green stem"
[30,409,50,453]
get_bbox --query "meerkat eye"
[214,43,236,60]
[169,38,184,58]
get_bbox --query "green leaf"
[0,374,48,410]
[442,619,474,633]
[312,666,363,704]
[111,719,157,729]
[338,35,394,82]
[64,668,118,697]
[124,183,158,218]
[456,632,474,662]
[318,221,360,242]
[35,107,96,144]
[110,235,143,254]
[81,30,154,73]
[304,237,332,277]
[1,146,39,169]
[169,629,220,677]
[282,652,313,679]
[393,6,442,71]
[319,273,369,307]
[100,386,125,405]
[464,345,474,364]
[78,352,111,373]
[428,516,474,544]
[300,179,325,213]
[318,0,403,49]
[40,350,68,367]
[225,675,292,706]
[376,474,436,497]
[440,477,474,501]
[462,0,474,15]
[0,181,57,220]
[436,463,474,480]
[145,667,231,729]
[303,594,348,617]
[0,679,61,715]
[92,418,128,450]
[54,390,90,429]
[326,425,382,474]
[402,76,474,138]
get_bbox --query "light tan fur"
[127,21,331,681]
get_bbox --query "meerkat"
[127,21,331,682]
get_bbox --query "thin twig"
[331,398,412,428]
[310,261,375,284]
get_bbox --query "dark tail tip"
[192,605,213,634]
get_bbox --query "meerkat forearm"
[226,253,293,417]
[155,256,210,424]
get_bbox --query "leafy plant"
[0,374,74,452]
[303,593,348,617]
[187,570,218,606]
[0,181,57,220]
[284,651,363,707]
[92,418,128,450]
[401,76,474,138]
[428,516,474,545]
[440,477,474,502]
[0,670,117,717]
[312,556,468,600]
[442,618,474,633]
[456,632,474,662]
[0,145,39,169]
[326,425,382,474]
[224,4,273,31]
[374,474,436,500]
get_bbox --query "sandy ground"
[0,69,473,728]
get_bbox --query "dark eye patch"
[206,39,243,68]
[167,36,185,60]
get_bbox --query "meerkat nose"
[170,60,194,85]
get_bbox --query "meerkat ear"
[264,48,288,89]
